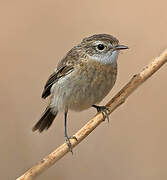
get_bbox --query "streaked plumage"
[32,34,128,152]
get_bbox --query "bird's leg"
[64,111,77,154]
[92,105,110,122]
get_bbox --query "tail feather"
[32,108,58,133]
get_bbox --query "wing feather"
[41,65,73,99]
[41,45,82,99]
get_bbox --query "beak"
[114,45,128,51]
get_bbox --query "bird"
[32,34,128,153]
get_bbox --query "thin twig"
[17,49,167,180]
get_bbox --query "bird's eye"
[97,44,105,51]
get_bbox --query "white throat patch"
[88,50,119,65]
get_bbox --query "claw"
[65,135,78,154]
[70,135,78,141]
[92,105,110,122]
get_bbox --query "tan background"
[1,0,167,180]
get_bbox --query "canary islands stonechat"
[32,34,128,152]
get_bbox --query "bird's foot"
[65,135,78,154]
[92,105,110,122]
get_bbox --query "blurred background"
[1,0,167,180]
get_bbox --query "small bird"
[32,34,128,152]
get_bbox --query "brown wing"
[42,45,82,99]
[41,65,74,99]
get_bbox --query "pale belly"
[50,62,117,112]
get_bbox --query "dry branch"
[17,49,167,180]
